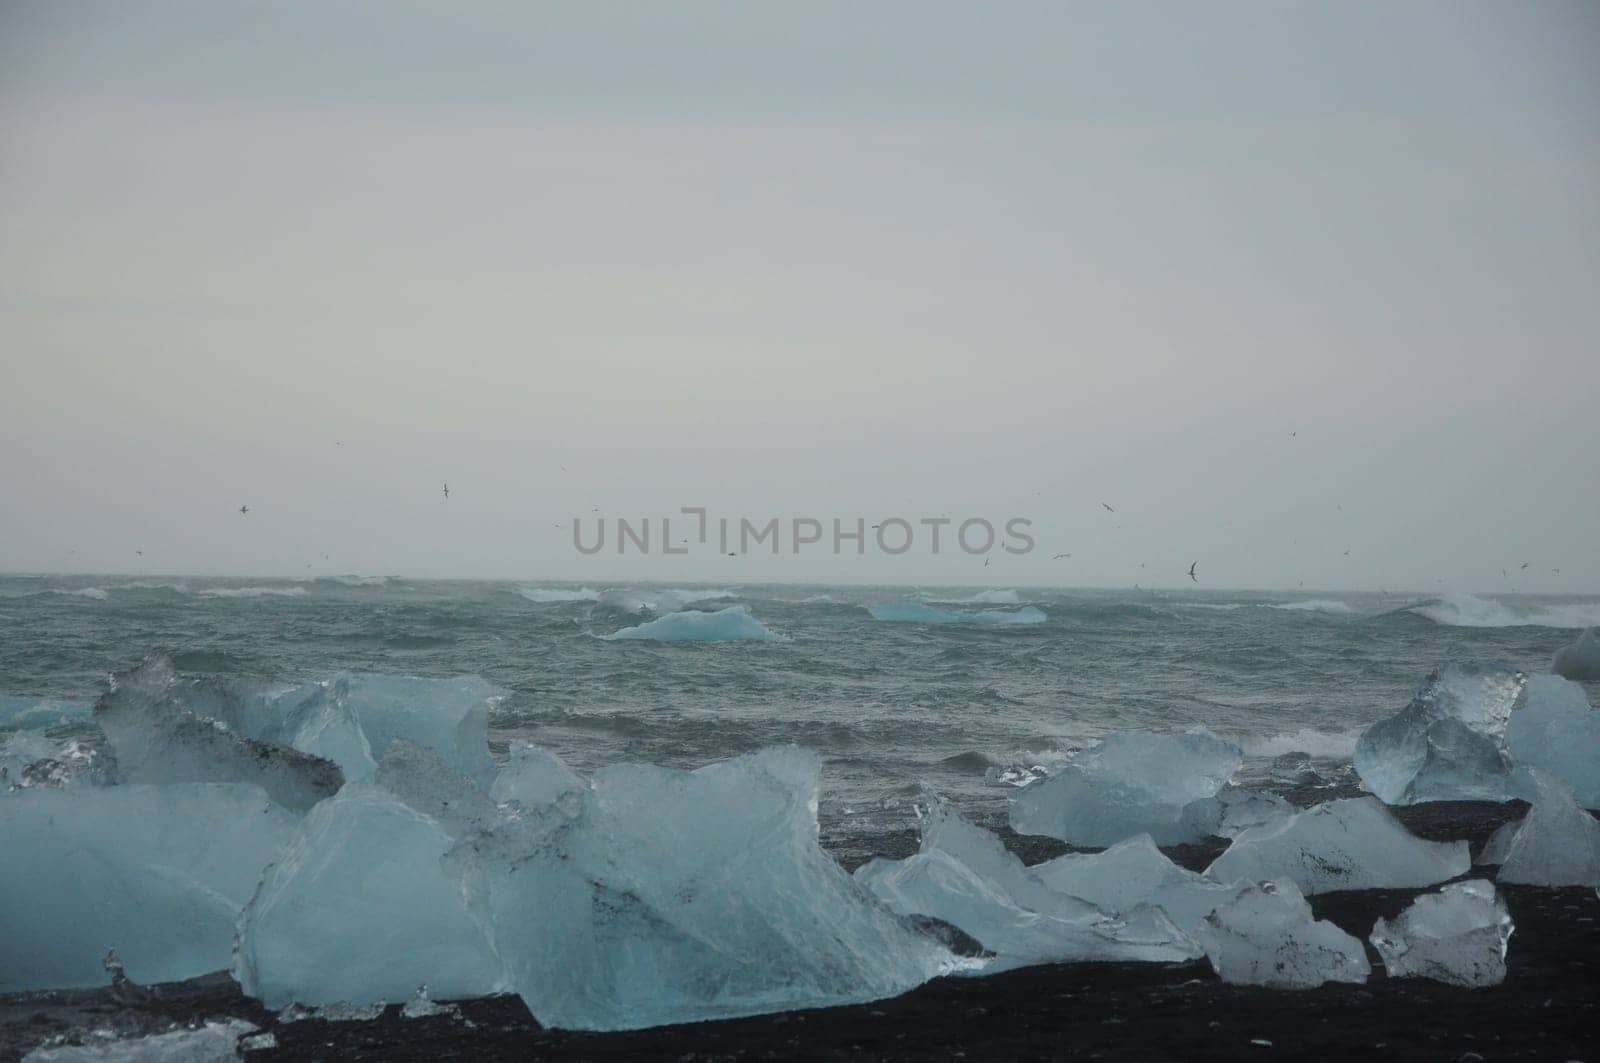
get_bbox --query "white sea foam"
[1241,728,1363,760]
[922,590,1023,605]
[48,588,108,601]
[1271,599,1355,615]
[596,588,735,614]
[1410,593,1600,629]
[518,586,603,603]
[199,586,310,599]
[868,602,1046,626]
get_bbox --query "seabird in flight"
[1101,502,1115,513]
[443,483,450,499]
[1052,553,1070,559]
[239,505,249,515]
[1187,561,1198,583]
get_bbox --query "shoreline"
[7,801,1597,1062]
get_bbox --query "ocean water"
[3,575,1596,855]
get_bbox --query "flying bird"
[239,505,249,515]
[1520,562,1529,570]
[984,557,991,568]
[1052,553,1070,559]
[135,550,142,557]
[1187,561,1198,583]
[443,483,450,499]
[1101,502,1115,513]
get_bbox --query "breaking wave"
[596,588,735,614]
[518,586,602,604]
[1271,600,1355,615]
[921,589,1023,605]
[1239,728,1363,760]
[868,602,1047,626]
[1410,593,1600,629]
[49,587,109,600]
[199,586,310,599]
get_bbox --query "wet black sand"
[5,801,1598,1062]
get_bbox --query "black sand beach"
[5,801,1597,1063]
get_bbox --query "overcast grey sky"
[2,2,1596,590]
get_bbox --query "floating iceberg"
[21,1019,260,1062]
[0,783,297,992]
[94,655,343,811]
[489,747,955,1030]
[1504,675,1600,808]
[855,798,1200,967]
[1205,797,1469,895]
[867,602,1047,625]
[1370,879,1511,986]
[235,783,505,1010]
[602,604,784,642]
[1031,834,1247,934]
[1010,729,1242,847]
[1553,627,1600,681]
[1353,662,1525,804]
[1197,879,1370,989]
[1494,769,1600,888]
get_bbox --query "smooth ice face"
[1214,787,1296,839]
[235,784,505,1010]
[1009,730,1242,847]
[1553,627,1600,681]
[1370,880,1512,987]
[1504,676,1600,808]
[490,747,956,1031]
[1032,834,1248,935]
[1197,879,1370,989]
[1495,768,1600,888]
[311,674,497,785]
[1354,662,1526,805]
[490,741,586,808]
[0,783,297,992]
[276,679,377,783]
[94,655,343,812]
[1205,797,1469,895]
[602,604,785,642]
[856,799,1200,967]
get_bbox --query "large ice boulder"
[1494,769,1600,888]
[234,783,505,1009]
[21,1019,260,1062]
[1205,797,1469,895]
[856,798,1201,967]
[1031,834,1248,934]
[1370,879,1511,986]
[1553,627,1600,681]
[1009,729,1242,847]
[93,655,343,812]
[1196,879,1370,989]
[491,741,587,808]
[489,747,956,1031]
[0,783,297,992]
[1353,662,1525,804]
[1504,676,1600,808]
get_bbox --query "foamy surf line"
[1410,593,1600,629]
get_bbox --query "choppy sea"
[3,575,1597,856]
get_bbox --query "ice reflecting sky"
[2,2,1596,588]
